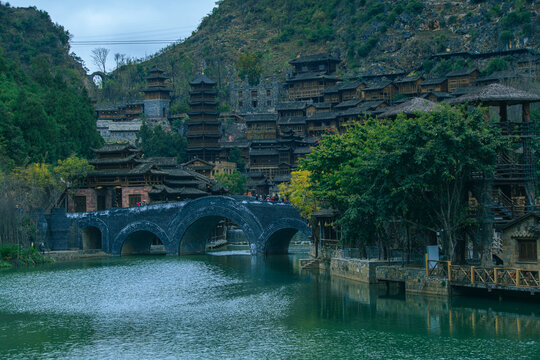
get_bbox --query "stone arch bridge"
[46,196,311,255]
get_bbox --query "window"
[266,90,271,96]
[74,196,87,212]
[238,90,243,97]
[238,101,243,107]
[252,100,258,108]
[518,239,537,262]
[267,100,272,106]
[251,90,258,97]
[129,194,142,207]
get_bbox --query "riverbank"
[0,245,54,268]
[306,254,539,301]
[44,249,111,262]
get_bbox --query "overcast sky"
[8,0,217,73]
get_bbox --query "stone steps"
[300,258,320,270]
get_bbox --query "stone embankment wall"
[377,265,450,296]
[330,258,396,284]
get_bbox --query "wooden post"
[471,266,475,284]
[516,269,520,287]
[522,102,530,122]
[494,268,498,285]
[447,261,452,282]
[425,253,429,276]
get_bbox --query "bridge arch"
[89,71,106,86]
[170,196,264,255]
[112,220,171,255]
[78,217,109,251]
[260,218,312,255]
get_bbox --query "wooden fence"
[425,255,539,289]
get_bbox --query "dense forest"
[101,0,539,107]
[0,3,102,170]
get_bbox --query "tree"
[483,58,509,76]
[215,171,247,194]
[301,105,506,263]
[237,53,262,85]
[91,47,110,73]
[136,123,187,162]
[113,53,126,69]
[53,155,94,190]
[278,170,318,219]
[228,147,246,172]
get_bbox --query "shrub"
[499,30,514,46]
[405,0,424,15]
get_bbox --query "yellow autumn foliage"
[278,169,318,219]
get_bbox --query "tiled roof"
[379,98,438,118]
[448,84,540,104]
[278,117,306,125]
[420,77,447,86]
[289,53,341,64]
[244,113,278,123]
[334,99,363,109]
[363,80,394,91]
[92,143,141,153]
[276,101,308,111]
[189,74,217,85]
[446,68,478,77]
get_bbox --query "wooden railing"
[425,255,539,289]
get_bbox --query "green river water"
[0,247,538,359]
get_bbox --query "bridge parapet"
[46,196,310,255]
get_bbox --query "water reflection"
[290,271,540,341]
[0,250,538,360]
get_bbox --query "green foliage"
[0,5,102,168]
[54,155,94,189]
[170,101,190,114]
[483,58,509,76]
[500,8,531,30]
[0,245,53,266]
[357,37,378,57]
[434,34,448,53]
[301,105,507,261]
[136,123,187,162]
[429,57,471,77]
[237,53,262,85]
[105,0,535,108]
[218,103,231,113]
[405,1,424,15]
[215,171,247,194]
[228,147,246,172]
[499,31,514,46]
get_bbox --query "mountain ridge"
[98,0,540,105]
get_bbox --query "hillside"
[102,0,539,107]
[0,4,102,169]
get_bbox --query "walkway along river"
[0,246,538,359]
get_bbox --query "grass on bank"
[0,245,54,268]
